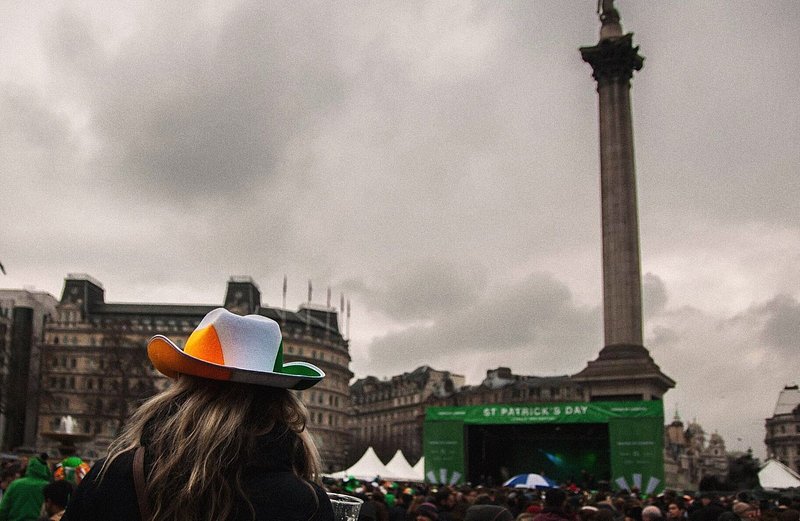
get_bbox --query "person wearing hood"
[0,455,51,521]
[62,308,334,521]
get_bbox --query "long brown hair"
[101,375,321,520]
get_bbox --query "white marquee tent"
[328,447,389,481]
[412,456,425,480]
[759,459,800,490]
[328,448,426,482]
[384,450,422,482]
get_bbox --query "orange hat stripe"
[148,337,232,381]
[184,325,225,365]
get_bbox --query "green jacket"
[0,457,51,521]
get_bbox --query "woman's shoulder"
[242,474,333,521]
[63,450,140,521]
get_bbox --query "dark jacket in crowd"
[690,501,726,521]
[533,508,574,521]
[465,505,515,521]
[62,428,334,521]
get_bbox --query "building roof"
[773,385,800,416]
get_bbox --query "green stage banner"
[426,401,663,424]
[423,421,465,486]
[423,401,664,492]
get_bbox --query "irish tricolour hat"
[147,308,324,390]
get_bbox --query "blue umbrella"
[503,473,558,489]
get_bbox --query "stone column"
[573,1,674,401]
[580,6,644,348]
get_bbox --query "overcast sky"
[2,1,798,459]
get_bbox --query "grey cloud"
[0,85,75,158]
[43,4,348,203]
[649,325,678,346]
[760,295,800,351]
[643,272,668,319]
[646,289,800,456]
[734,294,800,353]
[341,260,488,322]
[365,272,600,377]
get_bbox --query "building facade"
[349,366,464,464]
[37,274,353,471]
[0,289,58,451]
[431,367,582,407]
[664,413,729,490]
[765,385,800,473]
[350,366,635,467]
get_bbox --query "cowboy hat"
[147,308,324,390]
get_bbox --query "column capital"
[580,33,644,85]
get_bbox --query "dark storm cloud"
[365,272,600,377]
[42,3,347,203]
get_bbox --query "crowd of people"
[3,449,799,521]
[0,454,88,521]
[323,481,800,521]
[0,309,795,520]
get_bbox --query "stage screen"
[465,423,610,487]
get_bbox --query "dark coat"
[690,502,726,521]
[465,505,515,521]
[63,428,334,521]
[533,509,574,521]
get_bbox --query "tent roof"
[336,447,389,481]
[384,450,422,482]
[759,459,800,490]
[412,456,425,479]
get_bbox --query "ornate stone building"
[37,274,353,471]
[663,413,729,490]
[765,385,800,472]
[349,366,464,464]
[430,367,582,406]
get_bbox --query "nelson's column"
[572,0,674,400]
